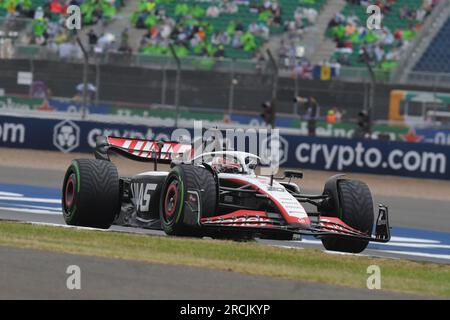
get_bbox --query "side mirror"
[284,170,303,179]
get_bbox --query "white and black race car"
[62,136,390,253]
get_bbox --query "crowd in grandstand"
[328,0,438,71]
[1,0,122,23]
[134,0,288,58]
[1,0,124,47]
[0,0,443,79]
[0,0,325,61]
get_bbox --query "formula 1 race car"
[62,136,391,253]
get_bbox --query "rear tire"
[321,179,374,253]
[159,165,217,236]
[62,159,120,229]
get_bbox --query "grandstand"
[327,0,436,72]
[131,0,327,60]
[0,0,122,22]
[413,16,450,73]
[1,0,328,60]
[0,0,448,86]
[0,0,124,46]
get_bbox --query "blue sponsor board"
[415,127,450,145]
[0,114,449,180]
[282,135,450,180]
[0,114,175,153]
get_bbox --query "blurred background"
[0,0,449,141]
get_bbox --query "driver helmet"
[211,156,242,173]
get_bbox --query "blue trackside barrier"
[0,114,449,180]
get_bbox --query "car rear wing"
[95,136,193,168]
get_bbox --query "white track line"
[380,250,450,261]
[275,241,450,262]
[372,242,450,250]
[0,196,61,204]
[390,236,440,244]
[0,191,23,197]
[0,203,61,211]
[27,221,109,231]
[0,206,61,215]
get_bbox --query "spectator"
[87,29,98,52]
[241,31,256,51]
[34,6,44,19]
[206,5,220,18]
[293,60,313,80]
[374,45,384,63]
[261,101,276,128]
[305,97,319,136]
[118,28,132,54]
[221,0,238,14]
[175,2,189,17]
[335,108,344,122]
[295,96,319,136]
[31,17,48,45]
[353,110,371,139]
[49,0,62,14]
[231,31,242,48]
[214,44,225,58]
[326,109,337,124]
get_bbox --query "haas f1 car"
[62,136,391,253]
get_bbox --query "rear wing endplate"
[95,136,193,167]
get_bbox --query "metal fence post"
[266,49,278,102]
[228,58,236,115]
[95,54,100,106]
[294,65,299,116]
[363,79,368,111]
[266,49,278,128]
[362,48,376,126]
[76,36,89,119]
[169,44,181,127]
[161,58,167,106]
[28,57,34,97]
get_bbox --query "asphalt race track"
[1,246,425,300]
[0,165,449,299]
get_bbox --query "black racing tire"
[321,179,374,253]
[62,159,120,229]
[159,164,217,236]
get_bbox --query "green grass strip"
[0,221,448,298]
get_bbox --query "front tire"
[62,159,120,229]
[321,179,374,253]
